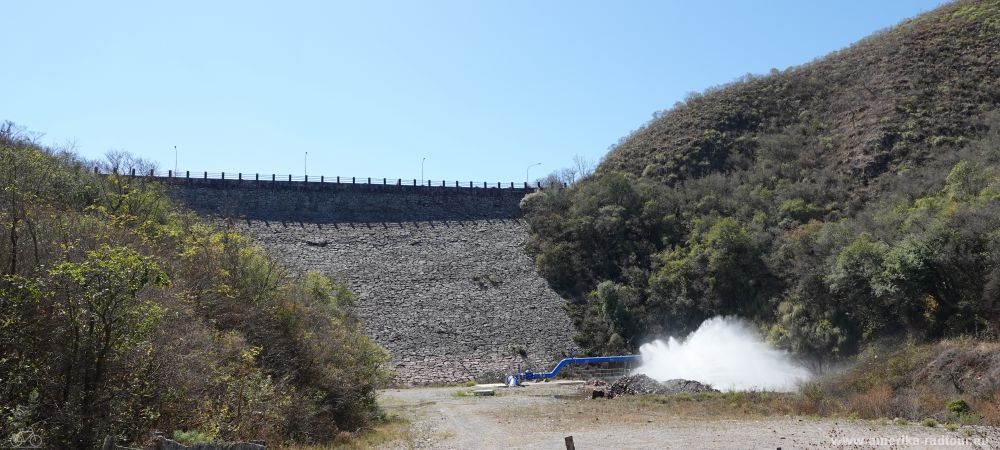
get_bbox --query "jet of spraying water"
[635,316,811,391]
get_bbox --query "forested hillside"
[0,123,390,448]
[524,0,1000,357]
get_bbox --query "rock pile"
[608,374,667,396]
[607,374,717,396]
[658,378,720,394]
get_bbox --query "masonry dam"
[160,176,578,384]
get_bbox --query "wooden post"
[565,435,575,450]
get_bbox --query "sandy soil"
[377,382,1000,449]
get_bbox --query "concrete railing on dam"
[100,167,540,189]
[151,170,578,384]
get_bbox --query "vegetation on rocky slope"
[0,124,390,449]
[524,0,1000,357]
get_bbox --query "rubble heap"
[606,374,718,396]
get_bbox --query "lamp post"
[421,157,426,182]
[305,152,308,177]
[526,162,541,183]
[174,146,178,174]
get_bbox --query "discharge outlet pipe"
[516,355,641,383]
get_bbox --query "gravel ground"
[378,383,1000,449]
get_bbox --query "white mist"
[634,316,811,392]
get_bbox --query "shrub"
[948,399,972,417]
[173,430,216,445]
[0,137,391,448]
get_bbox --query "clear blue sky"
[3,0,947,183]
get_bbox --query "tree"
[0,137,50,275]
[47,245,167,449]
[648,217,775,334]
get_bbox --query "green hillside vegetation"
[0,124,390,449]
[523,0,1000,357]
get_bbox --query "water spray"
[511,316,811,391]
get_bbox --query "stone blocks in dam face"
[163,177,532,223]
[162,178,578,383]
[240,219,577,383]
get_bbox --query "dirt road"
[378,382,999,449]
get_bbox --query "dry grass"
[490,390,804,430]
[789,340,1000,423]
[638,391,799,418]
[846,383,894,419]
[490,384,995,434]
[915,384,952,420]
[282,415,414,450]
[972,391,1000,426]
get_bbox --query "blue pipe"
[519,355,640,381]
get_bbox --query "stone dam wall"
[165,177,531,222]
[161,177,578,383]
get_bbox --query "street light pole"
[421,157,426,182]
[174,146,178,174]
[305,152,308,177]
[526,162,541,183]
